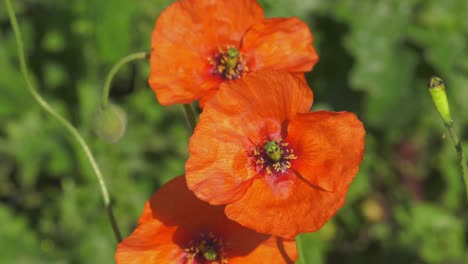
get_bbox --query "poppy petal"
[198,88,218,108]
[242,17,319,72]
[137,201,153,225]
[219,207,297,263]
[229,236,297,264]
[225,174,347,239]
[149,2,219,106]
[142,176,226,228]
[177,0,264,46]
[115,221,184,263]
[186,118,257,205]
[212,70,313,121]
[287,111,365,192]
[149,0,264,105]
[118,175,298,263]
[186,71,313,205]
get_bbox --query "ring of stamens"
[184,232,227,264]
[250,139,297,176]
[208,46,248,80]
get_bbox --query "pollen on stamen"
[208,46,248,80]
[249,139,297,176]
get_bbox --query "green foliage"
[395,203,466,263]
[1,0,467,263]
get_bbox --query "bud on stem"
[427,76,468,201]
[94,103,127,144]
[427,76,452,125]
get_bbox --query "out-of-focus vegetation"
[1,0,467,263]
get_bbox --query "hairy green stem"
[428,76,468,200]
[183,104,197,132]
[445,121,468,200]
[101,52,149,106]
[5,0,122,242]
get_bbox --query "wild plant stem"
[5,0,122,242]
[101,52,149,106]
[445,121,468,200]
[427,76,468,201]
[183,104,197,132]
[296,234,308,263]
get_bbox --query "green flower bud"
[94,103,127,144]
[427,76,452,125]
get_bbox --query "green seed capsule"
[203,246,217,261]
[264,141,281,162]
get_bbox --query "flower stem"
[427,76,468,200]
[183,104,197,132]
[445,121,468,200]
[296,234,307,263]
[101,51,149,106]
[5,0,122,242]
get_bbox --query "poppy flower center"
[209,46,248,80]
[251,139,297,176]
[184,232,227,264]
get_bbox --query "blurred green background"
[1,0,468,263]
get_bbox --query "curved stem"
[183,104,197,133]
[5,0,122,242]
[101,52,149,106]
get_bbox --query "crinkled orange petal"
[186,71,313,205]
[227,233,297,264]
[143,176,226,229]
[294,73,307,82]
[242,17,318,73]
[115,221,184,263]
[149,40,219,106]
[198,88,218,108]
[185,110,259,205]
[225,173,347,239]
[212,204,298,263]
[177,0,264,45]
[287,111,365,192]
[138,200,153,225]
[118,175,298,263]
[149,0,264,106]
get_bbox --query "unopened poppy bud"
[94,103,127,143]
[427,76,452,125]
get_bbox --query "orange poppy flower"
[115,176,297,263]
[149,0,318,106]
[185,71,365,239]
